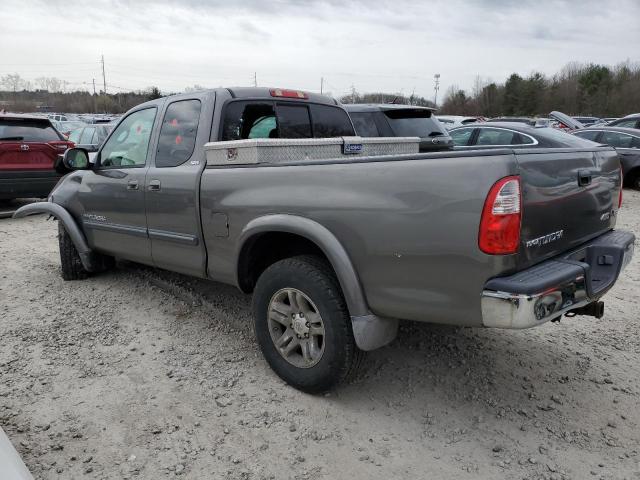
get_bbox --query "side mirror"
[62,148,91,170]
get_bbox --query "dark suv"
[344,104,453,152]
[0,114,73,201]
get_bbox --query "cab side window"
[100,108,156,168]
[156,100,202,167]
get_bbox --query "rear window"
[349,112,381,137]
[383,109,445,138]
[222,101,277,141]
[277,104,312,138]
[309,104,354,137]
[0,119,62,142]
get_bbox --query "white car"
[435,115,479,130]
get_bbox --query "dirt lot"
[1,192,639,480]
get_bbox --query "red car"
[0,114,74,201]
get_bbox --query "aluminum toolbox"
[204,136,420,166]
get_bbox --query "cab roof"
[343,103,436,113]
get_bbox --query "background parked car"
[68,123,115,152]
[572,126,640,190]
[606,114,640,129]
[486,116,536,126]
[450,122,597,149]
[434,115,480,130]
[51,120,86,138]
[345,104,453,151]
[0,113,73,201]
[573,116,601,126]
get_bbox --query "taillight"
[479,176,522,255]
[619,167,623,209]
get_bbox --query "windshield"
[383,109,446,137]
[0,119,62,141]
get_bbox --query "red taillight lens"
[479,176,522,255]
[270,88,309,99]
[619,167,623,209]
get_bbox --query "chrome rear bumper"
[481,230,635,329]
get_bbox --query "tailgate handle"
[578,170,592,187]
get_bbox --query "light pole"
[433,73,440,107]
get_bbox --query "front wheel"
[252,255,364,393]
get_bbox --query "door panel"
[79,107,158,264]
[145,97,210,277]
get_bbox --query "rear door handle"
[578,170,592,187]
[127,180,139,190]
[148,180,161,191]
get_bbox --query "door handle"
[127,180,139,190]
[578,170,592,187]
[148,180,161,191]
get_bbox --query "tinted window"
[349,112,380,137]
[476,128,519,145]
[574,130,601,141]
[222,101,277,140]
[0,119,62,142]
[156,100,201,168]
[600,131,637,149]
[277,104,312,138]
[79,127,96,144]
[100,108,156,168]
[310,104,354,137]
[538,127,600,147]
[383,109,445,137]
[450,128,474,146]
[611,119,637,128]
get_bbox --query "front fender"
[13,202,96,272]
[237,214,398,350]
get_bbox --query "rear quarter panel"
[200,152,519,326]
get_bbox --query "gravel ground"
[1,191,639,480]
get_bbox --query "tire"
[252,255,364,394]
[58,223,89,281]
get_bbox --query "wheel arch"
[236,214,369,318]
[12,201,96,271]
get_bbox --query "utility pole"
[433,73,441,107]
[92,78,97,113]
[101,55,107,95]
[350,84,356,104]
[320,77,324,95]
[253,72,257,87]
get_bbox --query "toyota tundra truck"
[14,87,635,393]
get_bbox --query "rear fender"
[237,214,398,351]
[12,202,97,272]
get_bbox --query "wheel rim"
[267,288,326,368]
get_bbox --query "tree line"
[440,62,640,117]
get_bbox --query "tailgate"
[0,142,58,171]
[516,147,620,269]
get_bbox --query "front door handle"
[127,180,139,190]
[148,179,161,192]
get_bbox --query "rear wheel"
[252,255,364,393]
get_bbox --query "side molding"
[237,214,398,350]
[12,202,96,272]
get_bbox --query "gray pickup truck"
[15,87,635,393]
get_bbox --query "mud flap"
[351,314,398,351]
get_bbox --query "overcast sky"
[1,0,638,99]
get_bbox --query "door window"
[348,112,380,137]
[612,119,637,128]
[476,128,519,146]
[100,108,156,168]
[450,128,474,146]
[601,131,636,149]
[68,128,82,143]
[156,100,202,167]
[573,130,601,141]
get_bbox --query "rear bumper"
[0,170,61,200]
[481,230,635,329]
